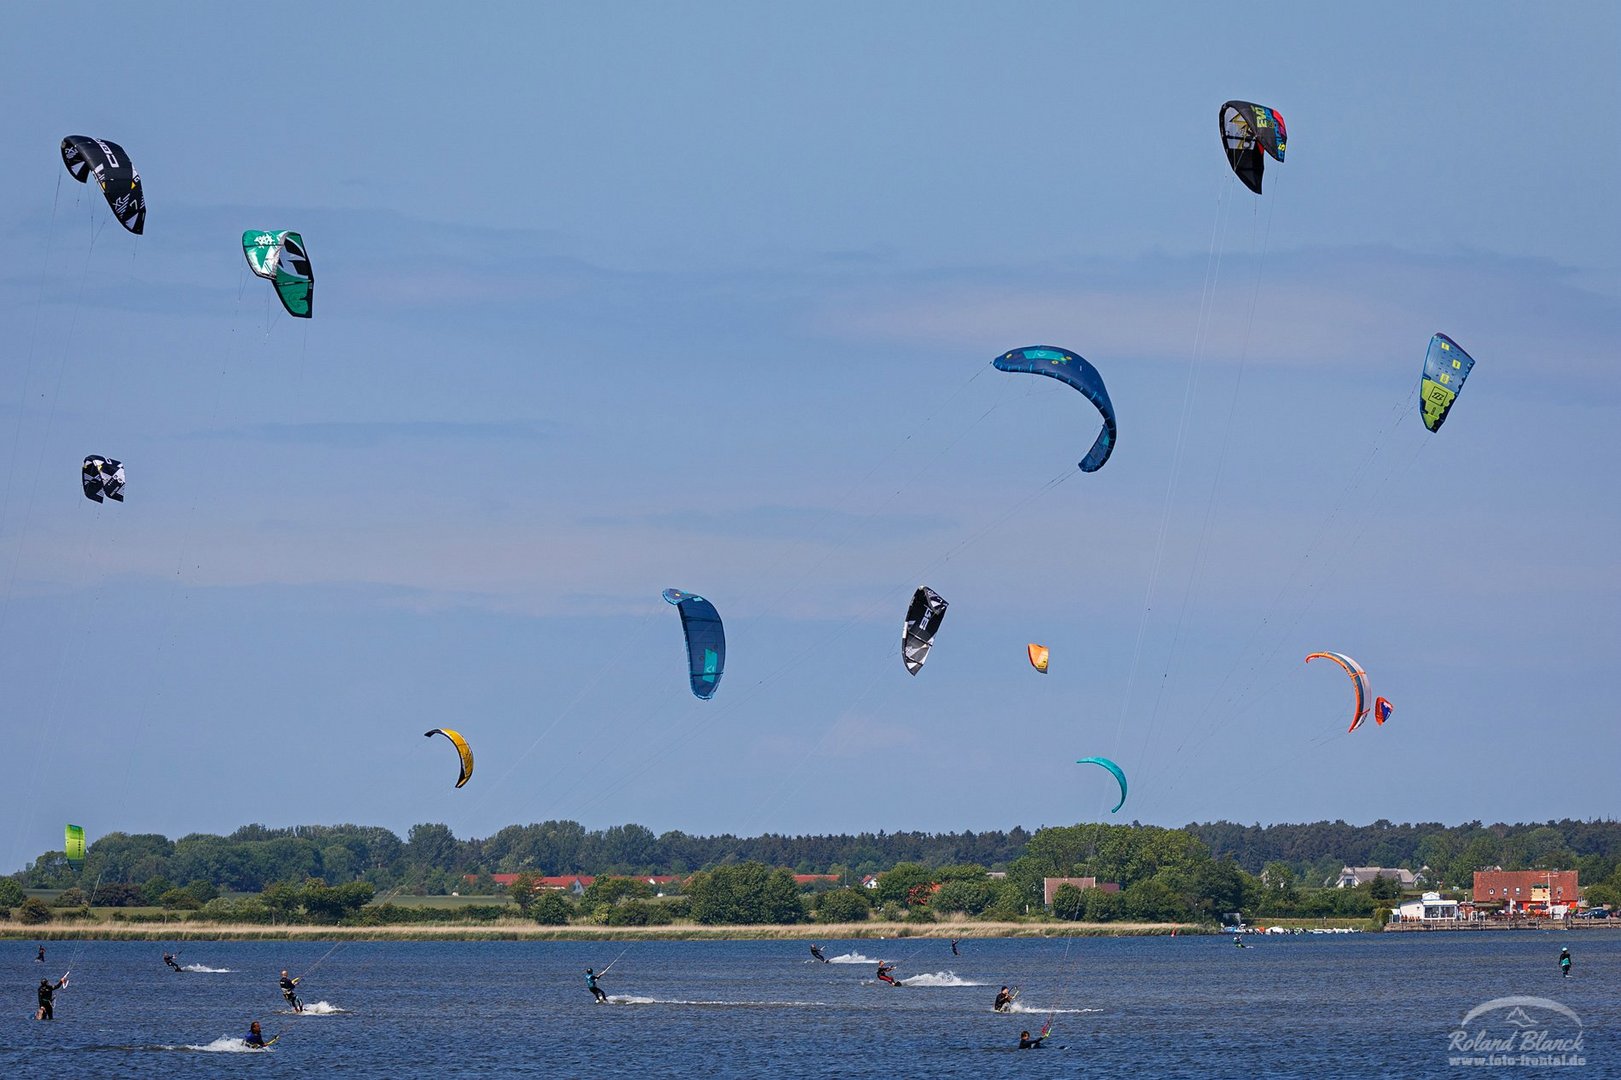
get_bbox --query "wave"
[181,964,233,973]
[898,971,985,987]
[605,995,826,1008]
[1005,1002,1101,1015]
[175,1037,270,1054]
[826,952,877,964]
[283,1000,346,1015]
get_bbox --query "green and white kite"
[243,230,314,318]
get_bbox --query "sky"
[1,2,1618,871]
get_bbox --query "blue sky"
[2,3,1617,871]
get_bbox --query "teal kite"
[243,231,314,318]
[1077,757,1127,814]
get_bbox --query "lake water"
[3,932,1615,1077]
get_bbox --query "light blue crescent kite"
[1077,756,1127,814]
[663,588,725,700]
[993,346,1117,472]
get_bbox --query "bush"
[17,897,52,924]
[0,878,27,909]
[1051,884,1085,921]
[54,887,87,908]
[159,888,201,911]
[91,883,144,907]
[903,906,935,924]
[931,880,993,916]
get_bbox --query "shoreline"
[1,920,1200,943]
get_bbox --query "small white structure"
[1333,866,1418,889]
[1392,891,1459,922]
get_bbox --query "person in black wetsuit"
[876,961,898,986]
[279,970,303,1012]
[36,945,45,963]
[586,967,608,1002]
[1019,1029,1046,1049]
[993,986,1014,1012]
[951,939,960,956]
[809,944,827,963]
[36,976,66,1020]
[245,1021,267,1048]
[1560,948,1572,978]
[164,953,184,972]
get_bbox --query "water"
[3,932,1615,1077]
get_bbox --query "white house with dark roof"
[1331,866,1417,889]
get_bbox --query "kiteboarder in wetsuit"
[245,1021,267,1048]
[586,967,608,1002]
[876,961,898,986]
[36,975,66,1020]
[809,944,827,963]
[279,971,303,1012]
[951,939,960,956]
[164,953,184,972]
[36,945,45,963]
[993,986,1014,1012]
[1560,948,1572,978]
[1019,1029,1047,1049]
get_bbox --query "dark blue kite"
[663,588,725,700]
[993,346,1117,472]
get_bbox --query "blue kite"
[993,346,1117,472]
[663,588,725,700]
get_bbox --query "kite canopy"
[60,136,145,234]
[243,231,314,318]
[424,728,474,788]
[663,588,725,699]
[65,824,85,862]
[1027,643,1050,674]
[1306,651,1372,732]
[81,456,125,503]
[992,347,1116,472]
[1077,757,1127,814]
[1374,696,1393,726]
[1420,333,1476,433]
[1219,102,1287,194]
[901,586,949,675]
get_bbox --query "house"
[1331,866,1417,889]
[1473,870,1579,916]
[1042,877,1120,907]
[861,875,879,890]
[469,874,596,895]
[1391,892,1460,922]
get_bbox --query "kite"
[1374,696,1393,726]
[1306,652,1373,732]
[1027,643,1050,673]
[992,347,1117,472]
[65,824,85,862]
[81,456,125,503]
[60,136,145,234]
[663,588,725,699]
[902,586,949,675]
[1219,102,1287,195]
[243,231,314,318]
[1076,757,1127,814]
[424,728,474,788]
[1420,333,1476,433]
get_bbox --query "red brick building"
[1472,870,1578,914]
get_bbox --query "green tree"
[533,892,574,925]
[0,878,25,909]
[302,879,375,923]
[813,888,870,923]
[54,887,87,908]
[1122,879,1183,922]
[1051,883,1085,921]
[872,863,938,905]
[260,881,303,924]
[931,879,993,916]
[1261,862,1298,902]
[508,873,539,914]
[582,876,655,907]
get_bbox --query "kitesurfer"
[809,944,827,963]
[245,1021,267,1048]
[876,961,898,986]
[36,975,66,1020]
[1560,948,1572,978]
[36,945,45,963]
[1233,935,1247,948]
[951,939,960,956]
[279,970,303,1012]
[1018,1029,1046,1049]
[993,986,1014,1012]
[164,952,184,972]
[586,967,608,1003]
